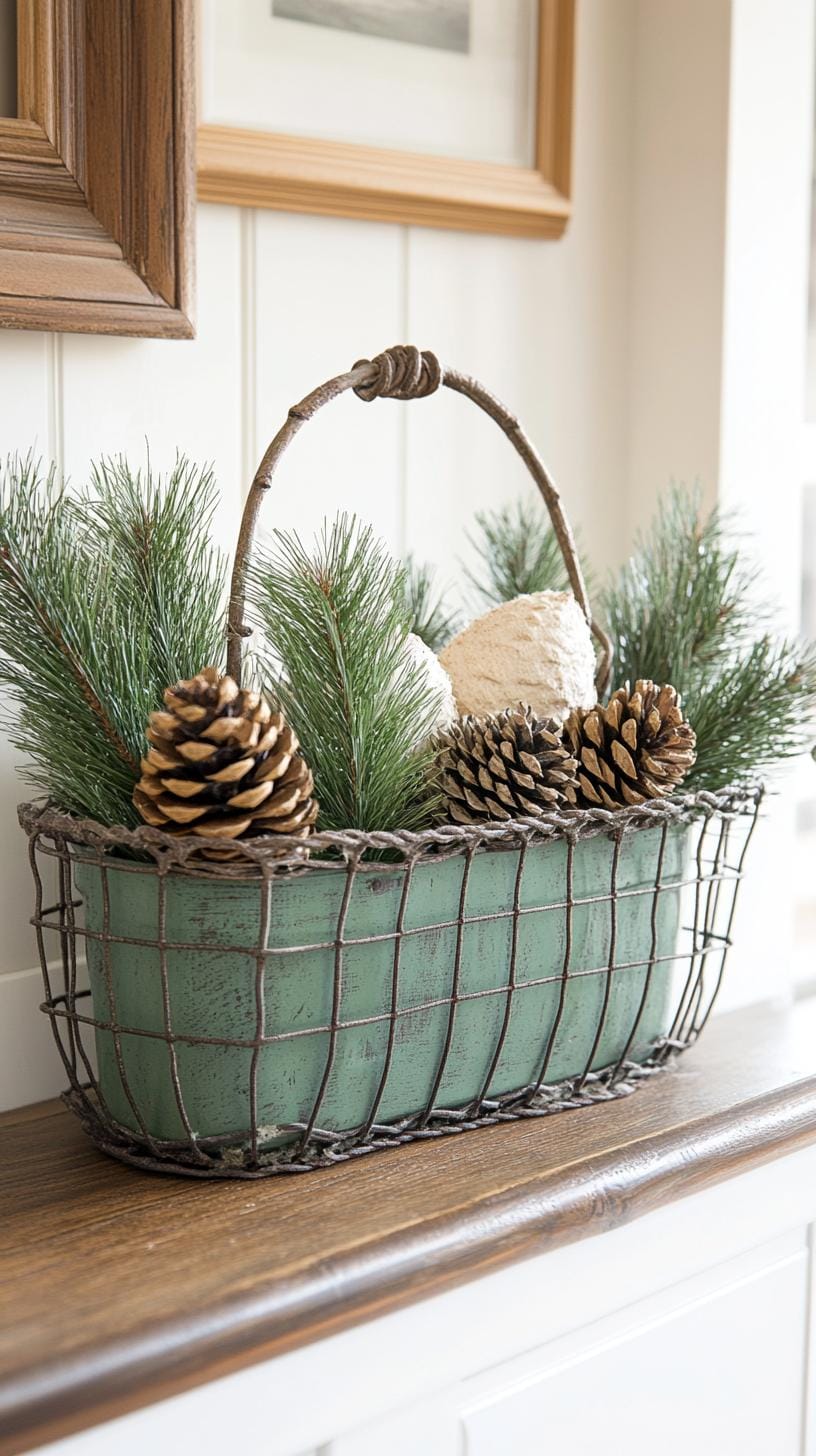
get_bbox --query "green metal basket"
[18,348,762,1177]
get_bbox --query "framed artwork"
[197,0,575,238]
[0,0,195,338]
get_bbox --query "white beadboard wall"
[0,0,810,1111]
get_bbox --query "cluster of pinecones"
[132,669,697,846]
[436,680,696,824]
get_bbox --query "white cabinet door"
[462,1245,807,1456]
[325,1395,459,1455]
[33,1162,816,1456]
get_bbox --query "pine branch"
[686,637,816,789]
[0,545,137,772]
[401,556,461,652]
[0,459,145,822]
[0,454,226,826]
[248,516,444,832]
[602,485,816,788]
[84,455,226,686]
[601,487,761,693]
[464,498,592,608]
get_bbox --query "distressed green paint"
[75,824,688,1145]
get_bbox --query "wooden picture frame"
[197,0,574,240]
[0,0,195,338]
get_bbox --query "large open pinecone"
[564,680,696,808]
[133,667,318,844]
[437,704,578,824]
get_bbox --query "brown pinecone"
[564,680,696,808]
[133,667,318,844]
[436,704,578,824]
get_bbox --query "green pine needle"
[601,486,816,787]
[0,454,226,826]
[85,455,226,688]
[687,636,816,790]
[601,487,761,693]
[248,516,444,832]
[401,555,461,652]
[464,498,591,608]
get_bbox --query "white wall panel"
[404,226,549,592]
[404,0,635,594]
[531,0,635,579]
[0,332,54,457]
[252,211,405,551]
[712,0,816,1014]
[627,0,731,535]
[59,205,244,561]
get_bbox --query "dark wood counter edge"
[4,1069,816,1453]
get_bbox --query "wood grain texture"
[197,0,574,240]
[2,997,816,1454]
[0,0,195,337]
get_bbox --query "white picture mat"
[202,0,538,167]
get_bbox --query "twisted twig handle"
[226,345,613,693]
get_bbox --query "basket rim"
[17,785,764,877]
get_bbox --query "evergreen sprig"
[248,516,444,832]
[401,555,460,652]
[0,455,226,825]
[85,456,226,688]
[601,488,760,693]
[601,487,816,788]
[464,498,590,608]
[687,636,816,789]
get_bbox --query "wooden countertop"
[3,997,816,1454]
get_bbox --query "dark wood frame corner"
[197,0,574,240]
[0,0,195,338]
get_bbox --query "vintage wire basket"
[19,347,763,1178]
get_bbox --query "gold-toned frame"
[0,0,195,338]
[197,0,574,239]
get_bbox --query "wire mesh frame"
[19,787,762,1179]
